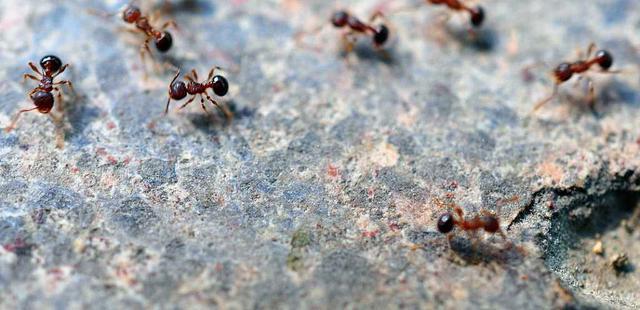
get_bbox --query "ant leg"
[28,62,43,76]
[178,96,197,110]
[207,66,223,81]
[190,69,199,82]
[199,95,212,116]
[164,70,181,114]
[369,10,387,23]
[585,42,596,59]
[294,24,326,51]
[586,77,596,109]
[52,64,69,78]
[204,92,233,121]
[54,88,65,113]
[23,74,39,83]
[48,112,65,149]
[55,80,76,96]
[161,20,178,31]
[532,83,559,113]
[341,31,357,56]
[5,107,39,132]
[85,8,117,19]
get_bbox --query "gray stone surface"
[1,0,640,308]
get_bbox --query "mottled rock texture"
[1,0,639,308]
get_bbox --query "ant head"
[169,80,187,100]
[481,215,500,233]
[554,62,573,82]
[331,11,349,27]
[437,212,455,234]
[211,75,229,97]
[122,5,141,23]
[30,91,54,113]
[372,24,390,47]
[39,55,62,74]
[155,31,173,52]
[470,6,485,28]
[595,50,613,70]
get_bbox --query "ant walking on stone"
[165,67,232,120]
[88,1,178,72]
[5,55,75,148]
[435,196,518,249]
[296,9,392,57]
[391,0,485,30]
[533,43,620,112]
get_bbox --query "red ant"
[393,0,485,29]
[435,196,518,247]
[5,55,74,148]
[533,43,618,112]
[89,2,177,68]
[296,10,391,55]
[165,67,232,120]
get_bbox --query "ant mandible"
[5,55,75,148]
[533,43,617,112]
[165,67,232,120]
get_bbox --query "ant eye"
[331,11,349,27]
[595,50,613,70]
[39,55,62,73]
[211,75,229,97]
[437,213,454,234]
[123,6,141,23]
[554,63,573,82]
[170,81,187,100]
[373,24,390,46]
[470,6,485,27]
[155,32,173,52]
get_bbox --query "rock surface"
[1,0,639,308]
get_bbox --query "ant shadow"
[63,92,102,143]
[558,79,638,118]
[447,236,525,266]
[182,99,255,134]
[342,43,400,66]
[445,26,498,52]
[160,0,215,15]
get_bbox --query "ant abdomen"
[122,6,142,23]
[554,63,573,82]
[481,216,499,233]
[30,91,55,113]
[170,81,187,100]
[331,11,349,27]
[155,31,173,52]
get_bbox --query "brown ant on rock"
[89,2,177,71]
[392,0,485,29]
[435,197,518,248]
[5,55,75,148]
[165,67,232,120]
[296,9,392,56]
[533,43,619,112]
